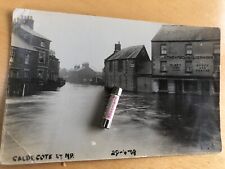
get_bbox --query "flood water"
[1,83,221,164]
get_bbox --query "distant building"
[68,63,98,84]
[151,25,220,94]
[104,43,151,92]
[8,16,62,96]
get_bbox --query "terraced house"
[8,16,62,96]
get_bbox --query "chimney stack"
[82,62,89,68]
[14,16,34,29]
[114,41,121,53]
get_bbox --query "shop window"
[160,44,167,55]
[160,61,167,72]
[118,60,123,72]
[25,53,30,64]
[186,44,192,55]
[39,51,46,63]
[185,60,192,73]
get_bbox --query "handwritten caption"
[12,153,75,162]
[12,149,137,162]
[111,149,136,157]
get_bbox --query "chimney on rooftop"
[14,16,34,29]
[114,41,121,53]
[82,62,89,69]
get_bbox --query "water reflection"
[116,92,221,150]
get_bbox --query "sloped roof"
[20,25,51,41]
[152,25,220,42]
[11,33,37,51]
[106,45,145,61]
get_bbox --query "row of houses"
[104,25,220,95]
[8,16,64,96]
[67,63,103,85]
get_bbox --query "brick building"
[104,43,151,92]
[8,16,62,96]
[151,25,220,94]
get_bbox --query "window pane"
[160,61,167,72]
[39,51,45,63]
[185,60,192,73]
[186,44,192,55]
[24,71,29,78]
[213,44,220,54]
[41,41,45,47]
[160,45,167,55]
[38,70,44,79]
[25,54,30,64]
[10,48,16,63]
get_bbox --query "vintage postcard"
[0,8,221,164]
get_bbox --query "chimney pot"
[114,42,121,52]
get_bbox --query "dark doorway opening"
[184,80,198,93]
[175,80,182,93]
[201,81,210,94]
[159,79,168,91]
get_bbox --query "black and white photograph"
[0,8,221,164]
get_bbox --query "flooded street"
[1,83,221,164]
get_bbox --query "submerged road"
[1,83,221,164]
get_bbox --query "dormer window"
[160,44,167,55]
[186,44,192,55]
[40,41,46,47]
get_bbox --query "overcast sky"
[13,9,162,71]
